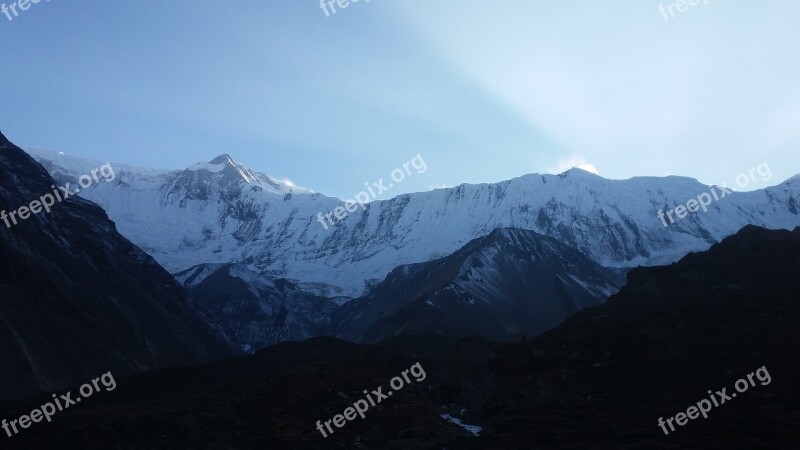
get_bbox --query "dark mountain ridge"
[0,132,235,402]
[334,227,625,343]
[182,263,336,352]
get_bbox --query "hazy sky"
[2,0,798,198]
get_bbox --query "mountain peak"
[209,154,235,165]
[559,167,600,177]
[180,154,312,195]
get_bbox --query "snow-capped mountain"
[333,228,626,343]
[26,148,800,299]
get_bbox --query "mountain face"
[334,228,625,343]
[0,133,234,402]
[177,228,622,350]
[178,263,337,352]
[26,148,800,301]
[8,225,799,449]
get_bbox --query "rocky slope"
[179,263,337,352]
[0,133,235,402]
[334,228,625,343]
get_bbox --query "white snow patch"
[440,414,483,436]
[188,162,226,173]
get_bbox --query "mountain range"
[2,134,799,449]
[24,147,800,350]
[27,148,800,297]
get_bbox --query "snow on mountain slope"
[26,148,800,298]
[25,146,170,180]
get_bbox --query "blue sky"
[1,0,799,198]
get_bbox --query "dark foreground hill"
[458,224,800,449]
[0,132,234,403]
[2,225,799,449]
